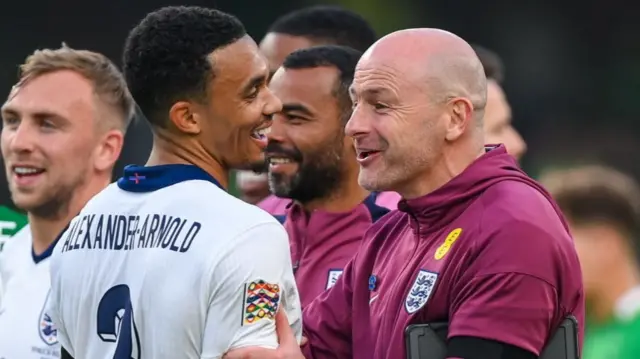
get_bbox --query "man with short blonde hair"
[0,44,133,358]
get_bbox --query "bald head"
[346,28,489,198]
[359,28,487,120]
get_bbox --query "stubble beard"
[14,176,84,220]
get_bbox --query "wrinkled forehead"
[351,54,426,96]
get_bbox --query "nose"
[508,128,527,159]
[267,113,287,144]
[262,87,283,117]
[345,105,370,139]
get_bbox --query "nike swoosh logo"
[369,295,379,305]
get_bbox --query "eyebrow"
[0,107,16,118]
[242,73,268,94]
[349,86,393,98]
[1,107,67,123]
[282,103,314,117]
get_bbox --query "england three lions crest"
[38,290,58,345]
[405,270,438,314]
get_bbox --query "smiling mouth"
[357,150,380,160]
[250,126,271,141]
[269,157,292,164]
[267,156,298,170]
[13,166,45,177]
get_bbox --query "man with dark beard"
[265,45,389,308]
[241,5,396,211]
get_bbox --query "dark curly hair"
[123,6,246,128]
[267,6,376,52]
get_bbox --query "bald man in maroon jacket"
[224,28,584,359]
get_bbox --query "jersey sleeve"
[48,227,74,357]
[301,255,355,359]
[200,222,302,359]
[448,219,560,356]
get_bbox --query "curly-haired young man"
[48,6,302,359]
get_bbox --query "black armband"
[61,347,74,359]
[447,336,537,359]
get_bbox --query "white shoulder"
[1,224,31,257]
[76,183,121,213]
[171,180,282,235]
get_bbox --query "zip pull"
[368,275,378,291]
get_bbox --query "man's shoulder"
[0,225,32,282]
[467,181,579,281]
[257,195,290,215]
[216,192,285,232]
[1,225,32,257]
[86,180,263,219]
[479,180,566,234]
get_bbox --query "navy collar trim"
[363,192,390,222]
[32,223,68,264]
[31,240,57,264]
[117,164,223,192]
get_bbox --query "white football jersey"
[0,225,61,359]
[48,164,302,359]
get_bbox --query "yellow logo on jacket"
[434,228,463,260]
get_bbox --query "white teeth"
[255,127,271,136]
[14,167,41,175]
[269,158,292,164]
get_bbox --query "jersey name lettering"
[60,214,201,254]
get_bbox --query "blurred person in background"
[0,45,132,358]
[541,165,640,359]
[266,45,389,308]
[236,170,273,204]
[260,5,377,77]
[473,45,527,161]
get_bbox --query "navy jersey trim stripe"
[117,164,223,193]
[273,214,287,224]
[32,222,69,264]
[363,192,390,222]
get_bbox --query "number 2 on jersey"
[97,284,141,359]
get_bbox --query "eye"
[2,116,19,127]
[285,114,305,124]
[38,118,57,130]
[373,103,388,110]
[246,86,260,100]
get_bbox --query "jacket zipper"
[293,214,309,275]
[377,212,422,357]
